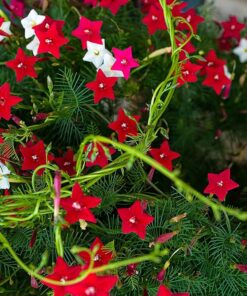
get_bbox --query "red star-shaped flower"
[202,67,231,95]
[111,47,139,80]
[198,49,226,76]
[108,108,140,142]
[54,149,76,176]
[8,0,24,17]
[204,168,239,201]
[178,61,202,86]
[175,34,196,61]
[33,16,65,36]
[20,140,53,176]
[117,200,154,239]
[6,48,39,82]
[60,182,101,224]
[86,69,118,104]
[84,142,116,168]
[79,237,113,268]
[177,8,204,33]
[75,273,118,296]
[157,284,189,296]
[72,16,103,49]
[149,140,180,171]
[221,16,245,41]
[0,82,22,121]
[99,0,129,15]
[36,23,69,58]
[42,257,83,296]
[142,5,167,35]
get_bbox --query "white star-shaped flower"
[99,53,124,78]
[0,161,11,190]
[0,21,12,42]
[21,9,45,39]
[26,36,40,56]
[83,39,111,68]
[233,38,247,63]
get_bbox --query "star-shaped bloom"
[98,53,124,77]
[202,66,231,95]
[233,38,247,63]
[6,48,39,82]
[0,161,11,190]
[108,108,140,142]
[35,23,69,58]
[177,8,204,33]
[178,61,202,86]
[221,16,245,41]
[21,9,45,39]
[175,34,196,61]
[79,237,113,268]
[42,257,83,296]
[0,82,22,121]
[99,0,129,15]
[111,47,139,80]
[83,39,111,68]
[86,69,118,103]
[149,140,180,171]
[74,274,118,296]
[84,142,116,168]
[54,149,76,176]
[60,182,101,225]
[72,16,103,49]
[26,36,40,56]
[33,16,65,36]
[118,200,154,239]
[204,168,239,201]
[157,285,190,296]
[0,18,12,42]
[8,0,25,17]
[20,140,53,176]
[199,49,226,76]
[142,5,167,35]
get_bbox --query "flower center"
[244,48,247,53]
[186,15,192,22]
[231,25,236,30]
[183,70,190,76]
[0,97,6,106]
[84,29,92,35]
[45,38,53,44]
[32,155,39,162]
[45,23,50,29]
[217,180,224,187]
[121,122,127,128]
[94,254,101,261]
[151,15,158,21]
[121,59,128,65]
[159,153,167,159]
[207,62,214,67]
[60,276,68,283]
[214,74,219,80]
[85,286,96,295]
[94,50,100,56]
[129,216,136,224]
[98,83,105,89]
[72,202,81,210]
[17,62,25,68]
[63,161,71,166]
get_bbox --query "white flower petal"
[99,53,124,78]
[233,38,247,63]
[0,176,10,190]
[21,9,45,39]
[0,161,10,176]
[26,36,40,56]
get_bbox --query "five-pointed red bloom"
[6,48,39,82]
[36,23,69,58]
[202,67,231,95]
[86,69,118,104]
[84,142,116,168]
[99,0,129,15]
[178,61,202,86]
[108,108,140,142]
[20,140,53,176]
[177,8,204,33]
[112,47,139,80]
[42,257,83,296]
[79,237,113,268]
[198,49,226,76]
[0,82,22,121]
[204,168,239,201]
[54,149,76,176]
[33,16,65,36]
[75,273,118,296]
[72,16,103,49]
[117,200,154,239]
[149,140,180,171]
[142,5,167,35]
[60,182,101,224]
[157,284,190,296]
[221,16,245,41]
